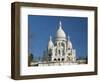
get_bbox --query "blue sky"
[28,15,88,59]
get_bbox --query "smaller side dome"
[67,36,73,49]
[48,36,54,49]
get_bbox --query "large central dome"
[55,21,66,41]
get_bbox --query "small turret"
[48,36,54,50]
[67,35,73,49]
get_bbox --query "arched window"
[68,48,70,50]
[59,50,60,54]
[58,58,60,61]
[56,48,57,53]
[48,54,51,57]
[68,53,71,56]
[54,58,56,61]
[61,42,64,47]
[55,43,57,46]
[62,58,64,61]
[62,49,65,56]
[49,49,52,53]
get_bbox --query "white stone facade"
[46,21,76,63]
